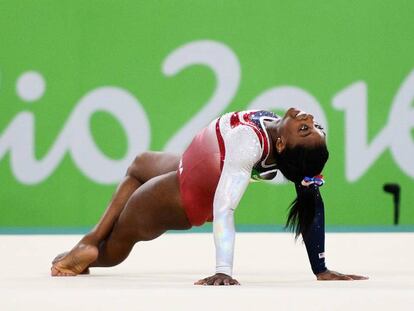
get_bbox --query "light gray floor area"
[1,233,413,310]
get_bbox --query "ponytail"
[286,184,319,238]
[274,144,329,238]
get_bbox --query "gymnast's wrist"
[313,266,328,275]
[216,266,233,277]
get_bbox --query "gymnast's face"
[276,108,326,152]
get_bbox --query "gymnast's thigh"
[128,151,181,183]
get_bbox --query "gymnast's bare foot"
[51,244,98,276]
[51,251,91,274]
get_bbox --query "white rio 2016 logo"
[0,40,413,185]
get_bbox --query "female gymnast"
[51,108,368,285]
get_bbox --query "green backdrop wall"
[1,1,413,230]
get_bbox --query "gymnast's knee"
[126,152,153,181]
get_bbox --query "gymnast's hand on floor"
[194,273,240,286]
[316,269,369,281]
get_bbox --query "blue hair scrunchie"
[301,175,325,187]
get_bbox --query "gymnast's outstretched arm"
[300,185,369,281]
[195,126,261,285]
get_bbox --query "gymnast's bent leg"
[52,171,190,275]
[91,171,191,267]
[87,152,180,244]
[51,152,180,276]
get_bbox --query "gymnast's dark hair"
[274,143,329,239]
